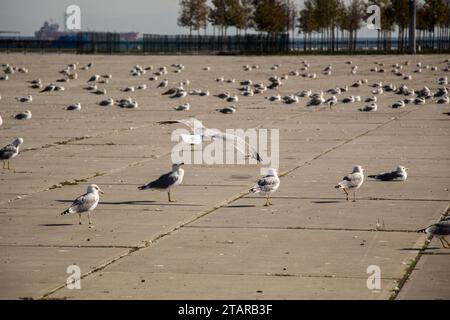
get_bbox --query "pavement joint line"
[0,244,138,249]
[184,225,423,234]
[390,203,450,300]
[244,196,450,202]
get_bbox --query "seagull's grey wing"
[158,118,204,135]
[252,175,279,192]
[68,192,97,214]
[368,171,402,181]
[341,173,362,188]
[146,171,178,189]
[429,220,450,236]
[0,144,16,160]
[213,131,263,163]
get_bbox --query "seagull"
[117,97,138,109]
[157,118,263,163]
[226,95,239,103]
[87,75,100,83]
[266,94,281,102]
[250,168,280,206]
[0,74,9,81]
[335,165,364,202]
[393,98,407,108]
[325,95,338,109]
[138,163,185,202]
[121,86,135,92]
[437,96,449,104]
[217,106,236,114]
[0,137,24,170]
[365,96,377,103]
[66,103,81,111]
[368,166,408,181]
[92,88,106,95]
[0,114,2,127]
[14,110,32,120]
[97,98,114,106]
[61,184,104,225]
[359,103,378,112]
[157,79,169,88]
[175,103,190,111]
[342,96,361,104]
[16,95,32,103]
[137,84,147,90]
[418,218,450,248]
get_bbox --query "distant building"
[34,21,139,41]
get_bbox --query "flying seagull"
[335,165,364,202]
[250,168,280,206]
[61,184,104,225]
[157,118,263,163]
[368,166,408,181]
[0,137,24,170]
[418,217,450,248]
[138,163,185,202]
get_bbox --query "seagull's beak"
[180,162,185,166]
[99,189,105,194]
[405,168,408,171]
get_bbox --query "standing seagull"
[138,163,185,202]
[0,137,24,170]
[250,168,280,206]
[335,165,364,202]
[368,166,408,181]
[61,184,104,225]
[418,218,450,249]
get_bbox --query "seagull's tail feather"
[138,184,150,190]
[250,186,261,193]
[368,175,378,179]
[334,183,343,189]
[60,208,71,215]
[417,228,427,233]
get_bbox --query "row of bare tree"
[177,0,450,51]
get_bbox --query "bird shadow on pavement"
[312,200,341,204]
[39,223,74,227]
[226,205,256,208]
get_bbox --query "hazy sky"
[0,0,377,37]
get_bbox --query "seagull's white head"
[353,166,364,174]
[266,168,278,177]
[87,184,104,194]
[172,163,184,171]
[12,137,24,147]
[397,166,408,172]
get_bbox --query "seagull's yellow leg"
[168,191,175,202]
[353,191,357,202]
[78,213,82,225]
[2,160,5,169]
[7,160,11,170]
[442,237,450,249]
[264,195,270,207]
[88,212,92,225]
[343,189,349,201]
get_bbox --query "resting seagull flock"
[138,163,185,202]
[0,137,24,170]
[250,168,280,206]
[335,165,365,202]
[61,184,104,225]
[368,166,408,181]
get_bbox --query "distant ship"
[34,21,139,41]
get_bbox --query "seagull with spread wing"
[164,118,262,162]
[157,118,263,163]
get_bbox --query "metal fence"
[142,34,290,54]
[0,33,448,54]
